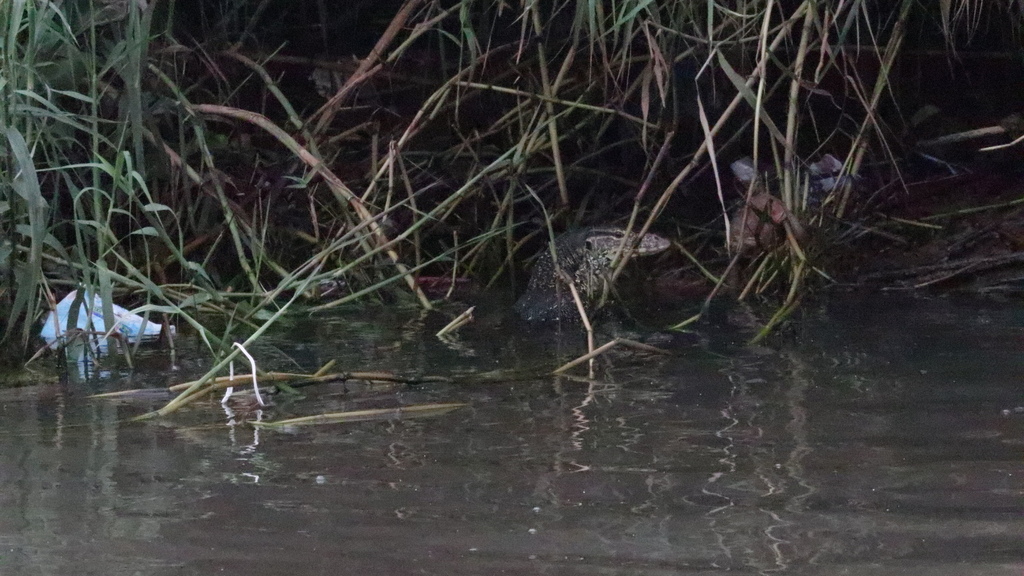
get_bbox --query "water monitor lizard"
[514,227,670,322]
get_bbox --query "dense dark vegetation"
[3,0,1024,367]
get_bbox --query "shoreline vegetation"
[3,0,1024,375]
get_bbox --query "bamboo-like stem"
[530,4,569,207]
[835,0,914,218]
[782,1,817,209]
[436,307,475,337]
[253,403,467,428]
[749,259,805,344]
[553,339,619,374]
[609,132,675,282]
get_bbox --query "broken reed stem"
[436,307,475,337]
[125,369,450,417]
[164,370,448,394]
[616,338,671,355]
[563,270,595,355]
[313,360,337,377]
[551,336,670,375]
[252,402,467,428]
[553,338,620,374]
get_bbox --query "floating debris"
[252,402,467,428]
[436,306,474,337]
[39,290,171,350]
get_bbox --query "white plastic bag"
[40,290,166,349]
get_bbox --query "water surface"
[1,295,1022,575]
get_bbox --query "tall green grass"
[1,0,1019,369]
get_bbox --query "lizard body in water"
[514,227,670,322]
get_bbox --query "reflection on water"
[1,295,1022,575]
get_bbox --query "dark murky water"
[1,295,1023,575]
